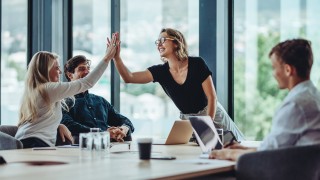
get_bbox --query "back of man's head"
[64,55,91,81]
[269,39,313,79]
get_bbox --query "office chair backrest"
[0,125,18,137]
[236,144,320,180]
[0,131,23,150]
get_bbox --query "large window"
[73,0,111,98]
[120,0,199,138]
[71,0,201,139]
[233,0,320,140]
[1,0,27,125]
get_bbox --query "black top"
[61,91,134,136]
[148,56,212,114]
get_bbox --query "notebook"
[152,120,193,145]
[188,116,220,158]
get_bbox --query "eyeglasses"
[155,37,175,46]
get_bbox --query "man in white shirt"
[209,39,320,161]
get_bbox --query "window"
[1,0,27,125]
[233,0,320,140]
[73,0,112,98]
[120,0,199,138]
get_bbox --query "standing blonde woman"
[113,28,245,141]
[15,34,118,148]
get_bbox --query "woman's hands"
[112,32,121,60]
[58,124,74,144]
[104,32,119,63]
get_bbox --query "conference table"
[0,142,236,180]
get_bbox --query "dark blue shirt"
[148,56,212,114]
[61,91,134,136]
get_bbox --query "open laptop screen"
[189,116,219,153]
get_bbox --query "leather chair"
[236,144,320,180]
[0,125,23,150]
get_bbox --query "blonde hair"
[160,28,188,62]
[18,51,71,126]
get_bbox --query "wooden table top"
[0,142,235,180]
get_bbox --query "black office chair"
[0,125,19,137]
[0,131,23,150]
[236,144,320,180]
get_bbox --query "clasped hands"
[107,126,128,142]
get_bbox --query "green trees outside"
[234,32,288,140]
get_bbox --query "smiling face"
[49,59,62,82]
[67,62,90,81]
[270,53,289,89]
[157,32,177,58]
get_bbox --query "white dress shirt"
[259,80,320,150]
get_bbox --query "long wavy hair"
[160,28,189,62]
[18,51,70,126]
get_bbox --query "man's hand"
[119,125,129,136]
[58,124,74,144]
[114,32,121,60]
[209,149,237,161]
[107,126,126,142]
[209,148,256,161]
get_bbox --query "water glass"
[100,131,110,158]
[79,133,93,159]
[91,132,102,158]
[79,132,110,159]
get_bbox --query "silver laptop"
[152,120,193,145]
[188,116,220,158]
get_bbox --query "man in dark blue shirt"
[61,55,134,142]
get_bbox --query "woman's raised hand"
[114,32,121,60]
[104,33,118,62]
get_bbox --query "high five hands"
[104,32,120,62]
[106,32,121,60]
